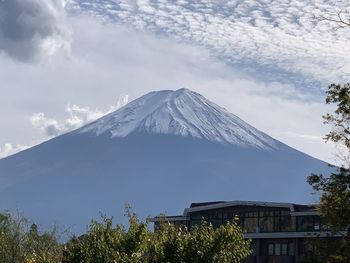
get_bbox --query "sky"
[0,0,349,163]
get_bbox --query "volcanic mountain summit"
[0,89,331,233]
[77,88,281,150]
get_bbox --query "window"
[298,216,315,231]
[191,214,203,220]
[268,243,274,255]
[280,216,295,232]
[244,217,258,233]
[289,242,295,256]
[313,216,320,231]
[275,243,281,255]
[258,210,295,232]
[223,212,234,223]
[260,216,274,232]
[274,215,281,231]
[281,243,288,256]
[266,242,293,256]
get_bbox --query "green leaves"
[306,82,350,262]
[0,209,251,263]
[63,212,251,263]
[0,212,61,263]
[323,83,350,152]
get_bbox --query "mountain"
[0,89,331,233]
[78,88,281,149]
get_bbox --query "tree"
[0,212,62,263]
[307,83,350,262]
[63,208,251,263]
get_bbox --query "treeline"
[0,209,251,263]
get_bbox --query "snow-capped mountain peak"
[78,88,281,150]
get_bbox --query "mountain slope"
[0,89,331,233]
[77,88,281,150]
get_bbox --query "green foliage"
[0,207,251,263]
[0,212,62,263]
[308,83,350,236]
[306,83,350,262]
[147,220,251,263]
[62,209,151,263]
[302,237,350,263]
[63,209,251,263]
[308,168,350,235]
[323,83,350,150]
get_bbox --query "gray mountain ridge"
[0,89,331,233]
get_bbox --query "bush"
[0,208,251,263]
[0,212,62,263]
[63,209,251,263]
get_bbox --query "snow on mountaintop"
[78,88,282,150]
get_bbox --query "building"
[150,200,344,263]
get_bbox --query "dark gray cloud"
[0,0,70,62]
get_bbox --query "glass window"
[281,243,288,256]
[223,213,234,223]
[259,216,274,232]
[281,210,290,216]
[298,216,315,231]
[280,216,295,232]
[275,243,281,255]
[191,214,202,220]
[268,244,274,255]
[314,216,320,231]
[208,212,218,219]
[244,217,258,232]
[289,242,295,256]
[274,216,281,232]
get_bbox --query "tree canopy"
[307,83,350,263]
[0,209,251,263]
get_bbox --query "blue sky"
[0,0,349,163]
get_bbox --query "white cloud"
[30,94,129,137]
[0,143,30,159]
[0,93,129,159]
[68,0,350,88]
[31,112,61,136]
[286,132,323,141]
[0,16,338,163]
[0,0,71,62]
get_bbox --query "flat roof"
[150,200,318,222]
[183,200,302,216]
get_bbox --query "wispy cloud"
[286,132,324,141]
[0,0,71,62]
